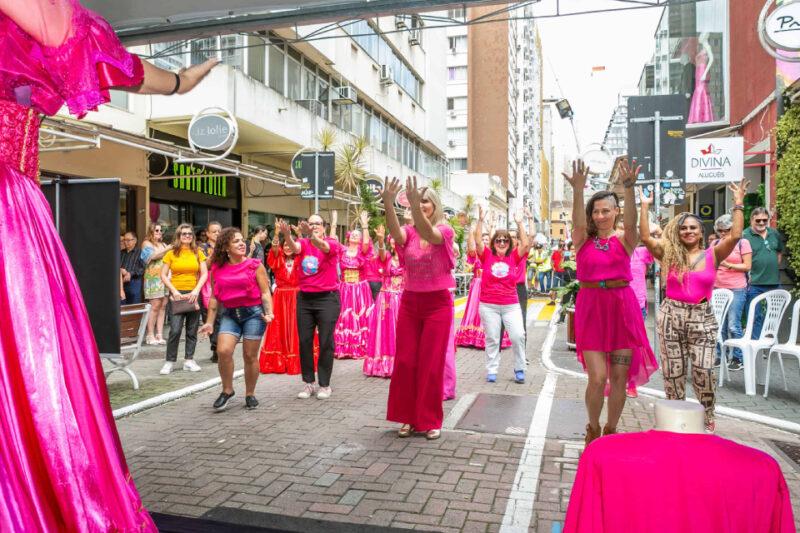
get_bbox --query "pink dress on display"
[0,1,155,530]
[455,254,511,349]
[363,254,403,377]
[575,236,658,388]
[687,50,714,124]
[333,247,373,358]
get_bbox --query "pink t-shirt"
[665,247,716,304]
[210,258,262,308]
[298,237,341,292]
[714,239,752,289]
[396,224,455,292]
[362,240,382,282]
[479,248,525,305]
[630,247,654,309]
[515,251,528,285]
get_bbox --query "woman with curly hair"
[200,228,274,411]
[640,179,749,432]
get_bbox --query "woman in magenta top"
[382,176,455,441]
[640,179,749,432]
[200,228,274,411]
[567,158,658,447]
[280,214,341,400]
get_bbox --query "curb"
[542,304,800,435]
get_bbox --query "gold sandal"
[584,424,601,447]
[398,424,413,438]
[602,425,617,436]
[425,429,441,440]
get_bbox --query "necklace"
[593,236,612,252]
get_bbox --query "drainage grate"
[455,393,537,435]
[767,440,800,472]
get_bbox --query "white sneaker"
[316,386,332,400]
[159,362,173,375]
[297,383,316,399]
[183,359,202,372]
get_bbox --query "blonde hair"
[420,187,446,227]
[145,221,165,244]
[662,212,705,281]
[170,223,199,257]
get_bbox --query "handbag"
[171,296,199,315]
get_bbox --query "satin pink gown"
[0,1,156,530]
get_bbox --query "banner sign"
[685,137,744,184]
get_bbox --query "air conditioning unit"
[332,85,356,104]
[409,29,421,46]
[448,140,456,147]
[449,111,457,118]
[379,65,394,85]
[395,15,407,29]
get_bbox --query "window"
[268,40,285,95]
[152,41,186,71]
[351,104,363,136]
[191,37,218,65]
[448,36,467,52]
[220,35,244,70]
[247,36,266,82]
[447,97,467,111]
[450,158,468,171]
[448,8,466,20]
[448,66,467,81]
[109,90,129,110]
[287,55,301,100]
[448,127,467,145]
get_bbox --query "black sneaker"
[210,351,219,363]
[727,360,743,371]
[213,391,235,411]
[245,396,259,410]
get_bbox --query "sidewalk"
[114,313,800,531]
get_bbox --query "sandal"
[146,335,157,346]
[602,425,617,436]
[705,420,715,434]
[425,429,441,440]
[584,424,601,447]
[398,424,413,438]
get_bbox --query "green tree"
[775,102,800,291]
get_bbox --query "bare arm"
[360,211,370,255]
[564,160,589,250]
[382,177,406,246]
[374,225,387,262]
[129,58,219,95]
[406,176,443,245]
[474,206,486,258]
[467,222,477,256]
[619,158,641,254]
[329,209,338,238]
[278,219,301,255]
[638,187,664,260]
[714,179,749,265]
[514,211,530,257]
[300,221,331,254]
[256,265,274,322]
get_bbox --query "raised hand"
[359,210,369,228]
[178,58,220,94]
[478,204,486,222]
[382,176,402,204]
[298,221,312,236]
[728,178,750,206]
[638,186,653,209]
[277,219,291,237]
[375,224,386,241]
[405,176,421,208]
[513,209,524,225]
[618,157,642,189]
[562,159,590,190]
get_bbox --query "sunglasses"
[308,221,323,226]
[754,219,768,224]
[180,232,194,237]
[495,238,510,244]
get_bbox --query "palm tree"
[335,135,368,194]
[316,126,336,151]
[463,194,476,224]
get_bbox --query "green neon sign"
[168,163,227,197]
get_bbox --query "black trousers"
[166,291,200,362]
[297,290,341,387]
[517,283,528,333]
[368,281,382,301]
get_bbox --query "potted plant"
[554,280,579,349]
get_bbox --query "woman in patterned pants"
[639,179,749,432]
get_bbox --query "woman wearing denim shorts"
[200,228,274,411]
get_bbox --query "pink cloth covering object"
[629,246,654,309]
[396,224,456,292]
[297,237,341,292]
[363,255,404,377]
[714,238,751,289]
[211,258,262,308]
[0,1,155,530]
[665,247,716,304]
[455,255,511,349]
[575,236,658,388]
[565,431,796,532]
[479,247,526,306]
[334,247,372,359]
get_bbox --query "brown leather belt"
[579,280,629,289]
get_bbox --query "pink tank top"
[211,258,262,308]
[665,248,716,304]
[396,224,455,292]
[576,235,632,283]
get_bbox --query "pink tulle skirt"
[334,280,373,359]
[455,277,511,349]
[363,289,401,377]
[575,286,658,388]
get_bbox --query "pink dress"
[333,247,373,358]
[363,255,403,377]
[688,50,714,124]
[565,431,795,532]
[575,236,658,387]
[0,1,155,531]
[455,255,511,349]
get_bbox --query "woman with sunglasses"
[141,221,171,345]
[566,159,658,446]
[640,179,749,432]
[280,214,341,400]
[473,206,530,384]
[383,176,455,440]
[159,224,209,375]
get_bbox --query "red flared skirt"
[259,286,317,374]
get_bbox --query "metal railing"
[454,273,473,298]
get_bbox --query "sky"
[533,0,664,167]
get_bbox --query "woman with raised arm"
[567,159,658,447]
[640,179,749,433]
[0,1,217,529]
[474,206,531,384]
[280,215,341,400]
[383,176,456,440]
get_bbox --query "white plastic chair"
[711,288,733,361]
[721,290,791,396]
[763,299,800,398]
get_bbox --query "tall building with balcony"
[602,96,629,160]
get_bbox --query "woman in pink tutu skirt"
[334,212,374,359]
[363,225,403,377]
[456,229,511,349]
[565,158,658,447]
[0,0,217,529]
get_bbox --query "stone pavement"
[114,315,800,532]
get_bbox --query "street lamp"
[543,97,580,154]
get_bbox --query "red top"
[552,249,564,272]
[267,249,299,288]
[297,237,341,292]
[479,248,526,305]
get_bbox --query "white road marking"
[443,392,476,429]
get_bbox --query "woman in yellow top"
[159,223,209,375]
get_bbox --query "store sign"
[580,146,612,175]
[685,137,743,184]
[364,177,384,198]
[764,0,800,51]
[188,114,235,151]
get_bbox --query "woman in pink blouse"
[383,176,455,440]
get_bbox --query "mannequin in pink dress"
[687,32,714,124]
[0,1,216,530]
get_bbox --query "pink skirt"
[334,280,373,359]
[363,289,401,377]
[575,286,658,387]
[455,277,511,349]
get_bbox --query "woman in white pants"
[473,207,530,383]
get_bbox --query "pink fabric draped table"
[565,431,796,533]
